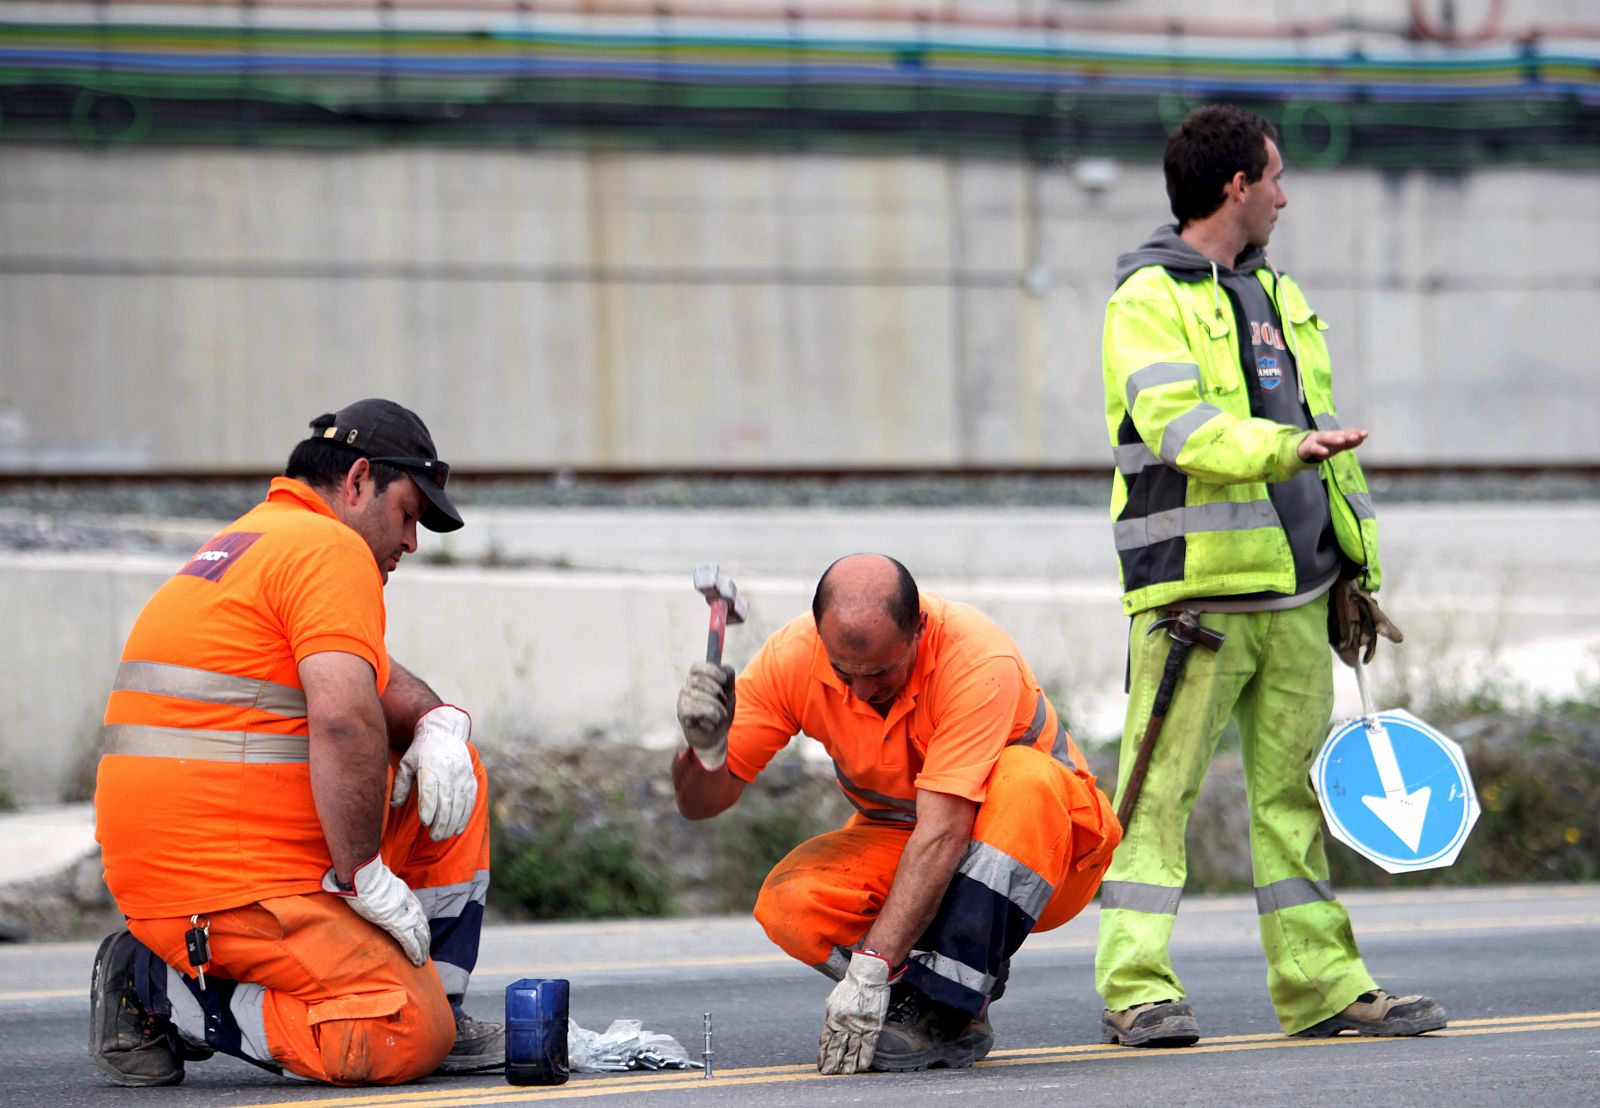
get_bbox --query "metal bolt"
[703,1011,714,1079]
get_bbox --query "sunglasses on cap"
[368,456,451,488]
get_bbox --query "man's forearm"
[862,793,977,966]
[380,659,444,749]
[310,714,390,881]
[672,745,745,819]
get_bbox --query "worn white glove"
[818,950,896,1075]
[675,662,736,772]
[322,854,431,967]
[392,704,475,842]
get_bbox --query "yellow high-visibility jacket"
[1102,258,1380,616]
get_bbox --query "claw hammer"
[692,564,748,665]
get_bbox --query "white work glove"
[818,950,897,1075]
[391,704,476,842]
[322,854,431,967]
[675,662,736,772]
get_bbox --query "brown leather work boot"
[88,929,185,1087]
[1101,999,1201,1048]
[437,1009,506,1074]
[1294,990,1446,1038]
[870,985,994,1072]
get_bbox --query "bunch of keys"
[185,914,211,991]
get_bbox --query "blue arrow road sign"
[1311,708,1480,874]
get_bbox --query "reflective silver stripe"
[1344,491,1376,521]
[1159,403,1225,466]
[436,962,470,996]
[114,661,307,719]
[1049,720,1078,772]
[842,800,918,824]
[1114,442,1163,476]
[1100,880,1182,915]
[835,763,917,823]
[1008,697,1078,771]
[1313,413,1342,432]
[815,946,853,982]
[909,950,994,996]
[231,982,273,1062]
[956,840,1055,920]
[1009,697,1048,746]
[165,965,209,1047]
[1255,877,1335,915]
[168,968,273,1064]
[1113,499,1279,552]
[102,724,310,763]
[1125,361,1201,411]
[414,869,489,922]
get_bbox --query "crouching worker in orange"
[90,399,500,1088]
[672,553,1122,1074]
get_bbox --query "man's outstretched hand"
[1298,428,1368,462]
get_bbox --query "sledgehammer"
[1116,609,1226,831]
[692,564,748,665]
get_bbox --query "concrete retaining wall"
[2,146,1597,472]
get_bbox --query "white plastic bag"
[567,1018,695,1072]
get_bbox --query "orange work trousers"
[127,747,490,1086]
[754,744,1120,1013]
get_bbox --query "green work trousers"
[1094,595,1377,1034]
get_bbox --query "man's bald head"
[811,554,925,711]
[811,554,920,648]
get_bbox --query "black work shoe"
[88,929,185,1087]
[1294,990,1446,1038]
[1101,999,1200,1048]
[871,985,993,1072]
[437,1011,506,1073]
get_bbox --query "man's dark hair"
[1163,104,1278,227]
[812,555,921,637]
[284,439,407,495]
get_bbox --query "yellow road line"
[0,988,82,1002]
[239,1012,1600,1108]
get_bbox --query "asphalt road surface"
[6,884,1597,1107]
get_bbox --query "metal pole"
[1354,659,1379,729]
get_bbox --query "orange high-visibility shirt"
[726,592,1088,820]
[96,477,390,917]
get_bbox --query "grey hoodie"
[1113,222,1267,290]
[1112,224,1340,609]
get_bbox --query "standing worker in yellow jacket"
[91,399,502,1087]
[1095,104,1442,1046]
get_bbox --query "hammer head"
[1151,608,1225,652]
[693,563,747,624]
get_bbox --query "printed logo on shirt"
[1249,321,1287,350]
[1257,355,1283,391]
[177,531,262,583]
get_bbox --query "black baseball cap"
[306,399,464,533]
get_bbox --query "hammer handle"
[1116,710,1166,831]
[1115,634,1195,831]
[705,597,729,665]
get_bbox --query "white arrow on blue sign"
[1311,708,1480,875]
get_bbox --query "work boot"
[1101,999,1200,1048]
[437,1009,506,1073]
[870,984,994,1072]
[88,929,185,1087]
[1293,990,1446,1038]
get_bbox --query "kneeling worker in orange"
[91,399,500,1087]
[673,553,1122,1074]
